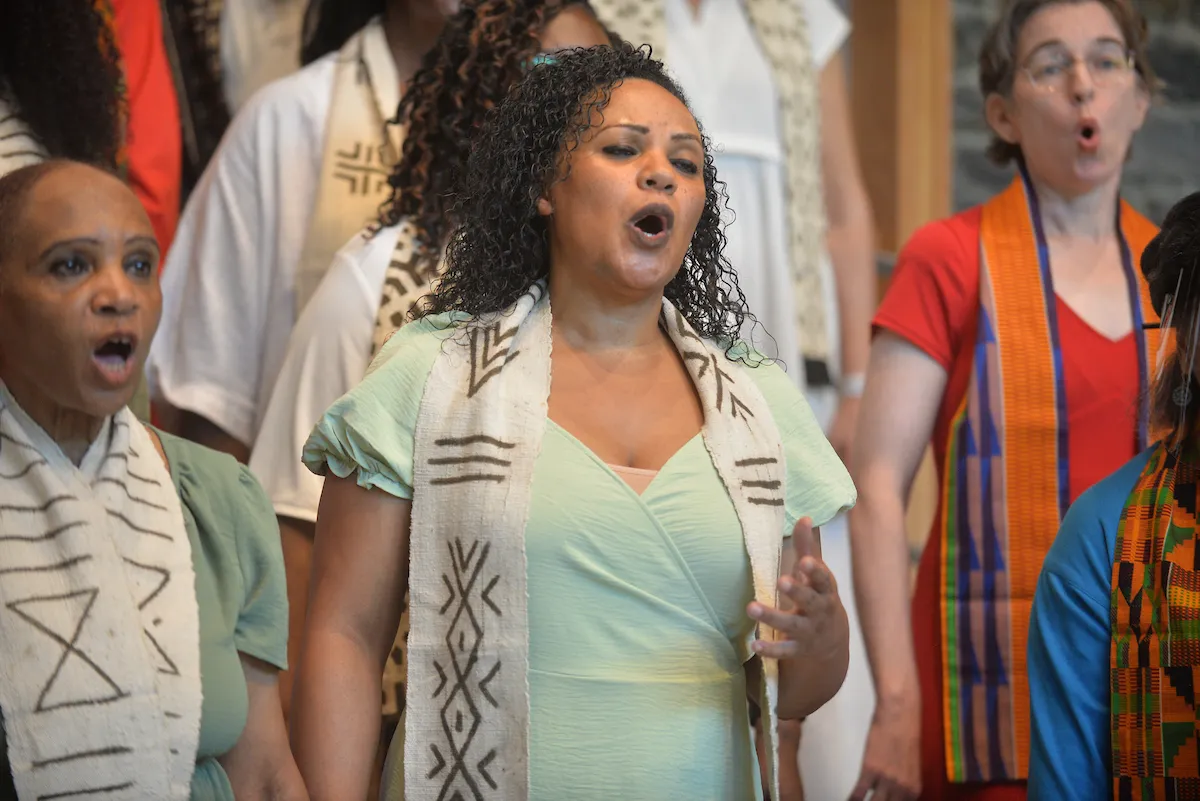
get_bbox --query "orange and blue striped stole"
[1112,441,1200,800]
[940,168,1160,782]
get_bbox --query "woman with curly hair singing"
[248,0,609,750]
[290,43,855,801]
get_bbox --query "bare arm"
[819,51,876,459]
[289,476,410,800]
[277,515,315,724]
[217,655,309,801]
[848,332,947,800]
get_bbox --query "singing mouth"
[629,204,675,242]
[92,333,137,378]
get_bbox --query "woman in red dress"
[848,2,1159,799]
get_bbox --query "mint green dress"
[0,431,289,801]
[304,316,856,801]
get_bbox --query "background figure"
[1027,190,1200,800]
[851,1,1157,799]
[147,0,455,463]
[0,0,181,256]
[248,0,610,757]
[0,160,303,801]
[588,1,876,797]
[160,0,307,202]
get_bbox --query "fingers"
[848,772,877,801]
[793,556,836,596]
[791,517,818,560]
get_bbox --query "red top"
[872,207,1141,799]
[111,0,182,259]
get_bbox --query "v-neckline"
[546,420,704,500]
[1054,293,1135,345]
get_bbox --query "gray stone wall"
[954,0,1200,222]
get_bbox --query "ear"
[536,196,553,217]
[984,92,1020,148]
[1130,83,1151,134]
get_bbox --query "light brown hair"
[978,0,1158,165]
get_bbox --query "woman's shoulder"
[896,206,982,276]
[153,428,274,535]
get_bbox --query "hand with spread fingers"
[748,517,851,720]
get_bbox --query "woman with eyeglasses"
[848,2,1158,800]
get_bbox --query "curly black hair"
[376,0,605,264]
[422,42,752,348]
[0,0,123,168]
[1142,190,1200,442]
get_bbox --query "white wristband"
[839,372,866,399]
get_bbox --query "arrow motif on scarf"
[467,322,521,398]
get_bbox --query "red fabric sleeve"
[111,0,182,258]
[872,208,982,371]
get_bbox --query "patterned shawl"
[0,385,200,801]
[400,283,821,800]
[939,167,1159,782]
[1112,441,1200,799]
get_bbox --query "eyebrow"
[36,235,161,262]
[601,123,702,144]
[1025,35,1126,60]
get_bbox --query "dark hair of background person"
[978,0,1158,166]
[375,0,607,266]
[300,0,386,65]
[1141,191,1200,442]
[0,0,124,169]
[421,42,757,354]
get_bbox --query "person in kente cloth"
[1028,190,1200,801]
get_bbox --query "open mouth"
[1078,121,1100,149]
[92,334,136,380]
[629,204,675,246]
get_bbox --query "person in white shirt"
[584,1,876,798]
[146,0,457,464]
[247,0,611,747]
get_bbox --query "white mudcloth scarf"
[404,283,788,800]
[0,95,49,178]
[296,17,403,317]
[0,385,200,801]
[590,0,830,373]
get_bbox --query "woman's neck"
[1,376,103,466]
[383,0,446,83]
[548,280,666,357]
[1028,171,1121,242]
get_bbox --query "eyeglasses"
[1023,44,1136,93]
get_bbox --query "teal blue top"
[304,315,857,801]
[1026,447,1154,801]
[0,430,289,801]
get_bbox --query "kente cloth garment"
[296,17,401,318]
[939,167,1160,783]
[590,0,830,373]
[0,385,201,801]
[1111,441,1200,799]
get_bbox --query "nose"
[1070,60,1096,105]
[90,263,138,318]
[638,152,677,195]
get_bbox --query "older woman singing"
[0,161,304,801]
